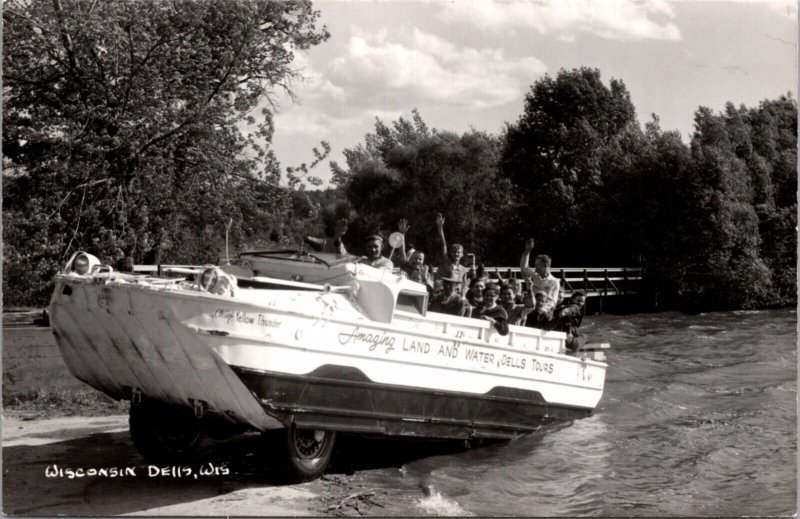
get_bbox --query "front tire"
[268,425,336,482]
[129,403,203,463]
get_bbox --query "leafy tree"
[331,111,516,263]
[500,67,640,264]
[3,0,328,305]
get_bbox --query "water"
[336,308,797,516]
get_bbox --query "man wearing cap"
[519,238,560,318]
[429,275,470,316]
[359,234,394,269]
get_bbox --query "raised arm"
[397,218,410,264]
[332,218,349,255]
[519,238,535,281]
[435,213,448,260]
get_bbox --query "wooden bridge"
[134,264,642,301]
[487,266,643,309]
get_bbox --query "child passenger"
[476,285,509,336]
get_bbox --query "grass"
[3,388,129,419]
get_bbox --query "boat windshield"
[239,249,360,268]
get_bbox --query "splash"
[416,486,472,516]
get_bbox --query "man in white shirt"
[359,234,394,269]
[519,238,560,318]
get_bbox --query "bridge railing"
[487,267,643,298]
[133,264,643,299]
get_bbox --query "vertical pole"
[583,269,588,294]
[560,269,566,297]
[602,269,608,314]
[623,267,627,296]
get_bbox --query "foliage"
[498,68,795,310]
[3,0,329,305]
[500,67,640,264]
[331,111,517,264]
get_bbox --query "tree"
[3,0,328,305]
[331,111,517,264]
[500,68,640,264]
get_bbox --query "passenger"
[429,276,470,317]
[72,253,91,275]
[476,285,509,336]
[508,278,524,304]
[403,251,433,288]
[465,277,486,309]
[304,218,349,254]
[431,279,445,301]
[519,238,560,318]
[197,266,237,297]
[396,218,433,289]
[359,234,393,269]
[499,284,535,326]
[554,290,587,352]
[527,290,555,330]
[434,213,469,293]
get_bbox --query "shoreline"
[2,413,386,516]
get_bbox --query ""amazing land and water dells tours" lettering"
[336,326,554,374]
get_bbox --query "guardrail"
[487,267,643,299]
[134,264,642,297]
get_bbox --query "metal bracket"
[193,399,205,419]
[131,387,143,406]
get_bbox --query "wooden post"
[583,269,588,294]
[560,269,566,296]
[602,269,608,314]
[622,268,628,296]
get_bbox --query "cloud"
[325,27,546,110]
[436,0,681,41]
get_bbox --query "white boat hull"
[50,273,606,439]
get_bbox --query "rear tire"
[129,403,203,463]
[267,425,336,482]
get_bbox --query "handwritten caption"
[213,309,281,329]
[45,463,230,479]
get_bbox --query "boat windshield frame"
[239,249,360,268]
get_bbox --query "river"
[334,308,797,516]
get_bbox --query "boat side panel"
[124,288,281,429]
[233,365,591,439]
[50,285,127,397]
[82,284,173,402]
[49,297,103,390]
[50,278,282,430]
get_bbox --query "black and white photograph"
[2,0,797,516]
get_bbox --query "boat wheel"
[292,429,328,459]
[274,425,336,482]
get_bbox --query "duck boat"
[50,250,609,480]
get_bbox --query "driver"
[358,234,393,270]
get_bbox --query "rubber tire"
[129,403,203,464]
[270,425,337,482]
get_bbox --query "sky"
[261,0,797,187]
